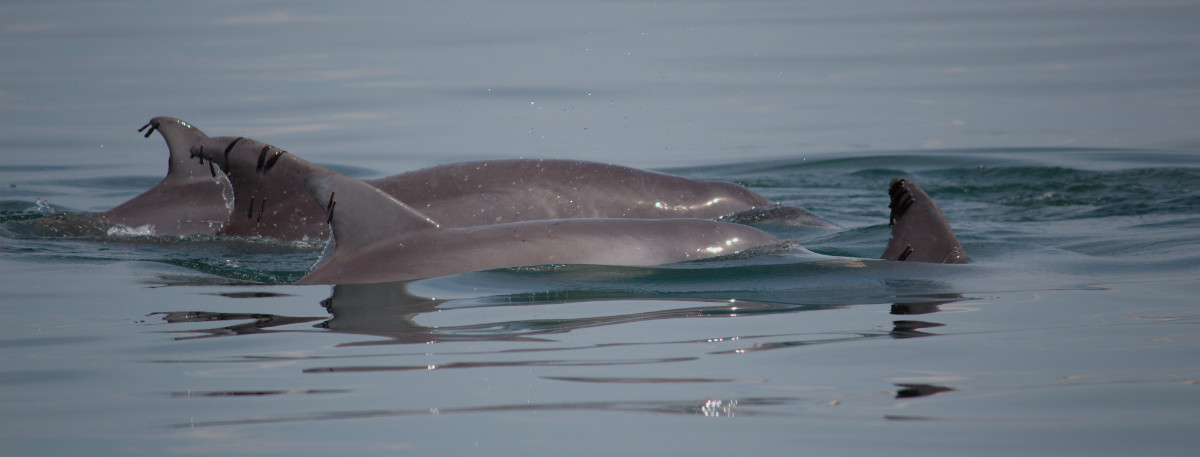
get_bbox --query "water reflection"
[153,280,964,350]
[153,311,325,340]
[895,384,955,399]
[320,281,844,346]
[171,396,800,428]
[167,389,350,398]
[889,320,946,339]
[149,281,967,428]
[147,279,964,376]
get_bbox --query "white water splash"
[33,199,56,215]
[106,224,156,237]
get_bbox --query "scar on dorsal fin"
[141,116,213,180]
[253,145,288,173]
[326,192,336,224]
[264,149,286,170]
[881,178,969,264]
[256,145,270,172]
[138,121,157,138]
[222,137,244,173]
[304,172,439,255]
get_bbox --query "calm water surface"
[2,0,1199,455]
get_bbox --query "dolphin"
[188,134,967,284]
[95,117,232,235]
[290,173,969,285]
[188,135,834,240]
[293,171,784,285]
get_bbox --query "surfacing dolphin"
[290,172,967,285]
[295,171,786,285]
[94,117,232,235]
[188,135,833,241]
[191,133,966,284]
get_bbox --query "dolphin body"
[296,171,785,285]
[96,118,967,285]
[290,172,967,285]
[99,117,830,240]
[190,136,967,284]
[187,135,832,241]
[285,172,969,283]
[188,137,784,282]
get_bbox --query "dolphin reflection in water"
[157,269,965,349]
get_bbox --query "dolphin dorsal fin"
[304,172,441,253]
[141,116,211,180]
[881,178,968,264]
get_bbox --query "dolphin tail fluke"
[881,178,968,264]
[304,172,441,253]
[141,116,211,179]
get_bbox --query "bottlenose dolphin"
[188,135,833,240]
[189,134,968,283]
[289,172,968,285]
[95,117,232,235]
[293,171,784,285]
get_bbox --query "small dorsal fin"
[304,172,441,253]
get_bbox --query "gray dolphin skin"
[292,174,970,285]
[188,135,833,241]
[881,178,969,264]
[96,117,232,235]
[189,136,331,240]
[90,117,970,286]
[294,172,783,285]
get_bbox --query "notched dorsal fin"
[304,172,440,253]
[143,116,212,179]
[881,177,969,264]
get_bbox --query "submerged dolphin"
[188,135,832,240]
[95,117,233,235]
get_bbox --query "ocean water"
[2,1,1199,456]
